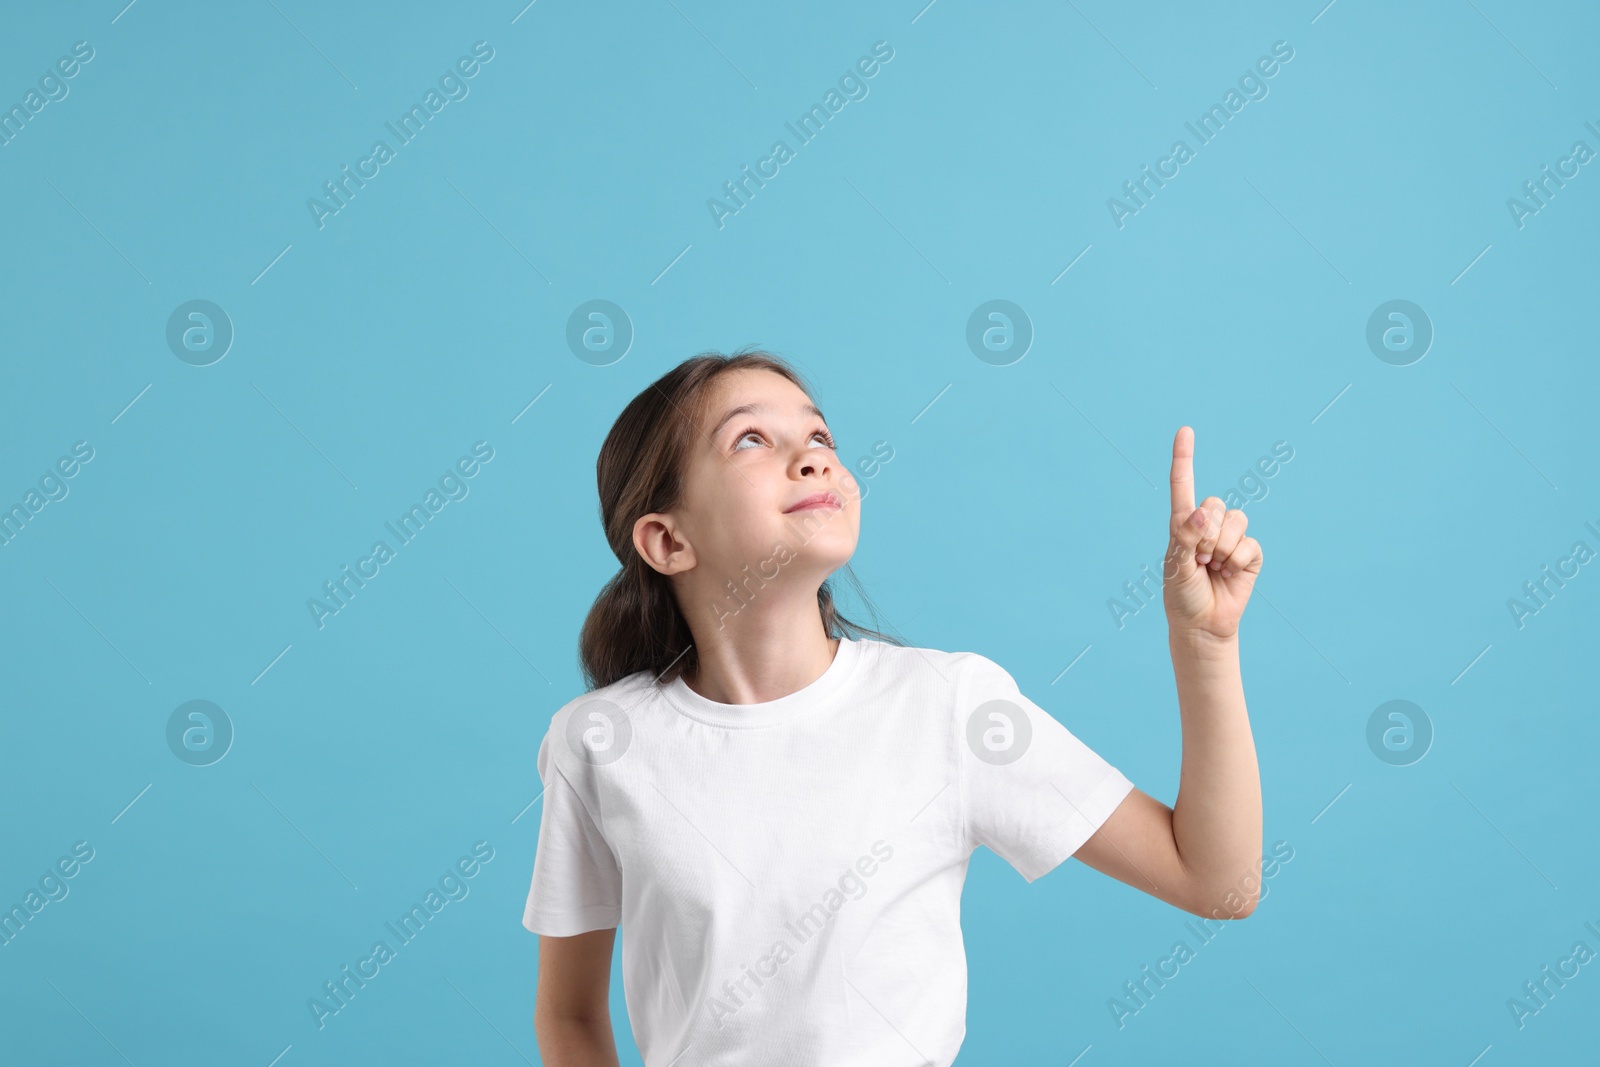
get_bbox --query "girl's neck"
[682,623,839,705]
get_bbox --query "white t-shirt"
[522,635,1135,1067]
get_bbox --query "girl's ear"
[633,513,696,576]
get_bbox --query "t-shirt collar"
[661,636,862,728]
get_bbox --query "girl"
[523,348,1263,1066]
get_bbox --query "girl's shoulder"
[859,636,1012,680]
[854,638,1025,703]
[535,668,659,779]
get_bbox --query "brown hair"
[578,346,902,690]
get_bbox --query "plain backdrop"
[1,1,1596,1064]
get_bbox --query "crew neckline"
[662,636,863,728]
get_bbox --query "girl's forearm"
[535,1013,622,1067]
[1167,628,1263,916]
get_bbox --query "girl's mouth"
[784,491,841,513]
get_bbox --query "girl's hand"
[1162,426,1263,642]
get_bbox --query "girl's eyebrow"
[710,401,826,439]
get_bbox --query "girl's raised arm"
[1073,426,1265,919]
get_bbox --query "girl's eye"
[732,428,835,451]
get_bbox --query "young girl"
[523,348,1263,1066]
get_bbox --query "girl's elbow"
[1184,883,1259,919]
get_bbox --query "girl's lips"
[785,492,841,513]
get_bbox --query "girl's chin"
[725,536,856,572]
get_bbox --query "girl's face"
[652,368,860,595]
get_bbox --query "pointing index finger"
[1170,425,1196,517]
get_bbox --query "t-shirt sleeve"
[957,654,1136,883]
[522,721,623,936]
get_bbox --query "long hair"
[578,346,902,690]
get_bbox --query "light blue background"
[2,1,1596,1064]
